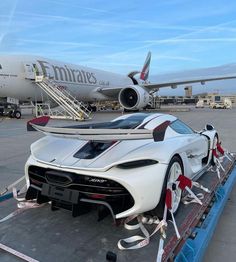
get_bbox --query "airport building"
[195,93,236,106]
[151,92,236,108]
[184,86,193,97]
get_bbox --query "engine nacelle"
[118,85,150,110]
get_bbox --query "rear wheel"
[148,156,183,218]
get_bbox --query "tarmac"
[0,106,236,261]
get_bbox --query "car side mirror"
[205,124,214,131]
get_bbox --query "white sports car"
[25,113,218,220]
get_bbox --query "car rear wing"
[30,123,153,140]
[28,118,170,142]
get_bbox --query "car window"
[170,120,194,134]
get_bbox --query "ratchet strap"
[0,182,41,261]
[0,175,25,197]
[211,142,229,179]
[165,189,180,239]
[177,175,210,205]
[118,215,167,250]
[0,243,39,262]
[0,187,44,223]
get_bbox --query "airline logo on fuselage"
[37,60,97,85]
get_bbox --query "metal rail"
[175,164,236,262]
[35,76,92,120]
[162,156,235,261]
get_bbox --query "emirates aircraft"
[0,52,236,112]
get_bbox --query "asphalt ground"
[0,107,236,261]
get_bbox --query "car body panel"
[25,113,217,219]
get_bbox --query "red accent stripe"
[27,116,50,131]
[177,175,192,190]
[90,194,106,199]
[28,116,50,126]
[165,189,172,209]
[212,148,219,158]
[217,143,224,155]
[152,120,170,142]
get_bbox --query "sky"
[1,0,236,95]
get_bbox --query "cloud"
[1,0,236,79]
[0,0,18,47]
[48,0,111,14]
[17,39,106,48]
[144,38,236,44]
[97,19,236,58]
[156,55,199,62]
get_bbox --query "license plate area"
[41,183,79,204]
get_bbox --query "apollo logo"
[37,60,97,85]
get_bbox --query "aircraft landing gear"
[88,104,97,112]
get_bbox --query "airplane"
[1,52,236,117]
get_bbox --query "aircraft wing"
[98,63,236,96]
[142,63,236,89]
[142,73,236,89]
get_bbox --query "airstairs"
[35,76,92,120]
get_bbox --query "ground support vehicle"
[195,100,204,108]
[210,98,232,109]
[0,101,21,119]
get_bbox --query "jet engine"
[118,85,150,110]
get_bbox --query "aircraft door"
[24,63,36,80]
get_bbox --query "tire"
[148,156,183,218]
[87,105,97,112]
[92,106,97,112]
[14,110,21,119]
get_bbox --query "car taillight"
[90,194,106,199]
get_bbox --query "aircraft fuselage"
[0,55,132,102]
